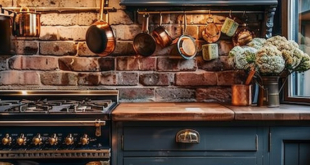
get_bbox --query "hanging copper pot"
[170,13,197,59]
[85,0,116,56]
[232,12,254,46]
[152,13,172,48]
[13,7,41,37]
[133,14,156,57]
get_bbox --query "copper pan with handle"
[133,14,156,57]
[152,13,172,48]
[170,13,197,59]
[85,0,116,56]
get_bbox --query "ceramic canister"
[221,17,239,37]
[202,43,218,61]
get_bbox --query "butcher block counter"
[112,102,234,121]
[112,102,310,121]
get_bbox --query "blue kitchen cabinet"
[112,121,267,165]
[270,127,310,165]
[124,157,257,165]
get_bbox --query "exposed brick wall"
[0,0,263,102]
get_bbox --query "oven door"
[0,120,111,165]
[0,160,109,165]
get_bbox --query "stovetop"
[0,90,119,117]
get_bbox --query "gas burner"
[0,90,119,114]
[0,100,28,113]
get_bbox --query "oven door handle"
[0,120,106,126]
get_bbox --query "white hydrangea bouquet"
[229,35,310,76]
[229,35,310,107]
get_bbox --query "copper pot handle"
[19,6,30,12]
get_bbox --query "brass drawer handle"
[176,129,200,143]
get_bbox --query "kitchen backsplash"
[0,0,268,102]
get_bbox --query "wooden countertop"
[228,104,310,120]
[112,102,310,121]
[112,103,234,121]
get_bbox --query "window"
[283,0,310,104]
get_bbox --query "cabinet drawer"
[124,157,257,165]
[123,127,258,151]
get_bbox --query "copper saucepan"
[152,13,172,48]
[13,6,41,37]
[85,0,116,56]
[133,14,156,56]
[232,13,255,46]
[170,13,197,59]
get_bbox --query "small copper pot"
[152,14,172,48]
[13,7,41,37]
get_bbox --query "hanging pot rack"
[137,10,264,15]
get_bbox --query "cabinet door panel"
[270,127,310,165]
[124,157,257,165]
[284,143,299,165]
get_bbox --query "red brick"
[117,72,138,85]
[0,56,10,71]
[100,73,117,85]
[196,87,231,103]
[40,41,77,55]
[116,57,139,71]
[113,24,140,41]
[116,57,156,71]
[109,10,134,25]
[155,88,196,102]
[14,40,39,55]
[176,71,217,86]
[217,71,234,86]
[112,41,136,56]
[77,42,97,57]
[139,57,156,71]
[9,55,58,70]
[139,73,174,86]
[119,88,155,101]
[0,71,40,85]
[40,72,77,86]
[78,73,100,86]
[58,57,99,71]
[157,58,197,71]
[197,56,222,71]
[98,58,115,71]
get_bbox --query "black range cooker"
[0,90,119,165]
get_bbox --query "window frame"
[282,0,310,105]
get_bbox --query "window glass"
[288,0,310,100]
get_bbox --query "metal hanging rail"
[137,10,264,15]
[2,7,119,12]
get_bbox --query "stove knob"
[17,133,27,146]
[48,133,58,145]
[32,133,42,146]
[80,134,89,145]
[1,134,12,145]
[65,134,74,145]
